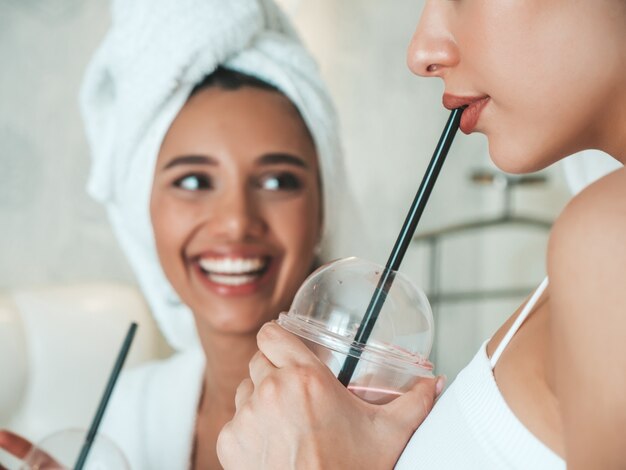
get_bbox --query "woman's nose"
[210,191,267,241]
[407,0,459,78]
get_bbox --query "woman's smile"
[190,247,278,296]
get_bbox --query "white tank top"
[396,277,565,469]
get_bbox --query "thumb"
[381,375,444,435]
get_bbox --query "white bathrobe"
[102,349,206,469]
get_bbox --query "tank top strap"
[489,276,549,369]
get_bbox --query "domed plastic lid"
[279,257,434,376]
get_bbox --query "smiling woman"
[0,0,358,469]
[141,67,326,469]
[150,69,322,337]
[88,25,344,470]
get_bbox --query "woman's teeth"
[207,273,259,286]
[198,256,269,286]
[199,256,267,274]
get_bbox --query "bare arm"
[548,169,626,469]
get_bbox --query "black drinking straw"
[337,108,464,387]
[74,322,138,470]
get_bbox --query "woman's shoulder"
[546,165,625,465]
[104,346,205,422]
[546,163,625,332]
[101,348,205,469]
[548,165,625,307]
[549,165,625,270]
[107,347,205,410]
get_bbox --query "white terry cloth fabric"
[80,0,356,352]
[101,348,205,469]
[562,149,623,195]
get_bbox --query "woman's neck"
[197,328,259,417]
[189,328,259,469]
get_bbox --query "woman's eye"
[258,173,302,191]
[173,174,213,191]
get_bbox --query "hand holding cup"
[217,322,443,470]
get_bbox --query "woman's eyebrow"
[257,152,308,168]
[163,155,218,169]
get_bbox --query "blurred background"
[0,0,574,444]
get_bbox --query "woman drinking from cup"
[217,1,626,469]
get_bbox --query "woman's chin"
[488,140,552,175]
[199,310,276,337]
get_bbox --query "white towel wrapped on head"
[80,0,353,352]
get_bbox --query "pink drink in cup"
[346,386,402,405]
[277,257,435,405]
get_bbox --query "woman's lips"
[442,94,490,134]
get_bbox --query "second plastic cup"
[21,428,129,470]
[278,257,434,404]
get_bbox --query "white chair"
[0,283,168,446]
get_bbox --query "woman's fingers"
[381,376,443,436]
[0,429,35,460]
[256,322,320,368]
[248,351,275,387]
[235,378,254,411]
[0,429,59,468]
[220,323,445,470]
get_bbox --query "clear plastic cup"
[21,428,129,470]
[278,257,434,404]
